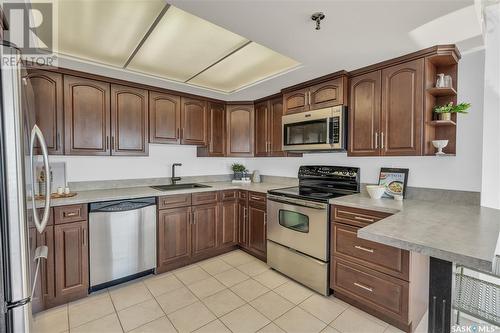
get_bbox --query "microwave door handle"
[30,124,51,233]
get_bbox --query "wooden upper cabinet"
[149,91,181,144]
[181,97,207,146]
[64,75,110,155]
[27,70,64,155]
[348,71,382,156]
[283,88,308,114]
[254,101,269,157]
[269,97,285,156]
[226,104,254,157]
[309,77,345,110]
[207,102,225,156]
[381,59,424,156]
[110,84,148,156]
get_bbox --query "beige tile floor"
[32,250,420,333]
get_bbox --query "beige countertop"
[330,193,500,272]
[36,181,286,208]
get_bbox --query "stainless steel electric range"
[266,165,360,295]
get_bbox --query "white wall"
[51,50,485,192]
[50,145,244,182]
[246,50,485,192]
[481,3,500,208]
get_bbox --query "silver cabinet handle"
[381,132,384,149]
[374,132,378,149]
[354,245,374,253]
[353,216,375,223]
[354,282,373,292]
[30,125,50,234]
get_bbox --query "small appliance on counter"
[266,165,360,295]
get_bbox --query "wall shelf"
[428,120,456,127]
[427,87,457,97]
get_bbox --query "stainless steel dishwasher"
[89,197,156,291]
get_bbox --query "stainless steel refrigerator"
[0,42,51,332]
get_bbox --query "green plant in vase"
[231,163,246,180]
[434,102,471,121]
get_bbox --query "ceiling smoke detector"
[311,12,325,30]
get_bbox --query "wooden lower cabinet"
[156,190,266,272]
[54,220,89,304]
[330,205,428,332]
[218,198,239,248]
[157,206,192,269]
[192,203,218,257]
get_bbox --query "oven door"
[267,195,329,261]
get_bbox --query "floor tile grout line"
[144,279,180,333]
[106,288,126,333]
[67,291,118,331]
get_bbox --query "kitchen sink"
[150,183,212,191]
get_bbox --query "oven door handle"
[267,196,327,210]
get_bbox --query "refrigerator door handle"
[30,246,48,299]
[29,124,51,233]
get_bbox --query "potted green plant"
[434,102,471,121]
[231,163,246,180]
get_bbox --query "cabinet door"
[181,97,207,145]
[381,59,424,156]
[309,77,345,110]
[64,75,110,155]
[37,226,55,307]
[110,85,148,156]
[27,70,64,155]
[268,97,285,156]
[149,91,181,144]
[54,221,88,303]
[283,88,309,114]
[254,101,269,157]
[207,102,225,156]
[248,203,266,258]
[158,207,191,267]
[226,104,254,156]
[348,71,382,156]
[192,203,218,256]
[218,200,238,247]
[238,198,248,248]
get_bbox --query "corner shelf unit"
[424,48,460,156]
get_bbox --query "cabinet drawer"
[158,194,191,209]
[248,191,266,205]
[192,191,218,205]
[28,207,54,228]
[54,204,87,224]
[332,258,408,323]
[238,190,248,200]
[220,190,237,201]
[332,205,392,227]
[332,223,409,280]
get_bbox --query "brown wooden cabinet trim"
[281,70,348,93]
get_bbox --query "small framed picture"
[378,168,409,198]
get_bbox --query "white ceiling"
[57,0,483,101]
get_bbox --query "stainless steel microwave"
[282,106,347,152]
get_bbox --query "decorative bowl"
[366,185,386,199]
[432,140,449,155]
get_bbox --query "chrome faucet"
[171,163,182,185]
